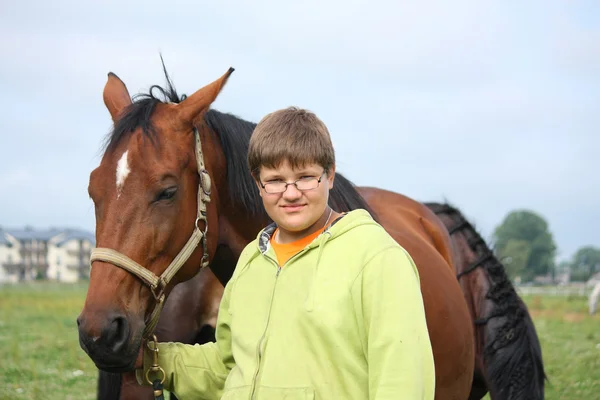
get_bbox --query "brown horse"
[77,64,536,399]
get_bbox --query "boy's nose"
[282,183,302,199]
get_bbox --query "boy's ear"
[253,174,264,198]
[255,181,263,198]
[327,165,336,189]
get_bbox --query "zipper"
[250,261,281,400]
[248,246,314,399]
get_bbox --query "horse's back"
[359,187,456,265]
[358,187,475,400]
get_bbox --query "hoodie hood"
[255,208,380,255]
[249,209,381,311]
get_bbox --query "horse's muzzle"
[77,311,139,371]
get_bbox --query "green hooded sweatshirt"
[137,209,435,399]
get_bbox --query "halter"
[89,128,211,339]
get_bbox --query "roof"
[55,229,96,247]
[1,227,95,246]
[0,231,9,246]
[3,227,63,242]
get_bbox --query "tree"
[570,246,600,282]
[498,239,531,280]
[493,210,557,282]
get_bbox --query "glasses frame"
[259,171,326,194]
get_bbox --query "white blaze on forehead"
[115,150,131,198]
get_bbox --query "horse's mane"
[203,109,269,219]
[425,202,546,399]
[103,63,183,153]
[103,65,373,221]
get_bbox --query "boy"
[137,107,435,399]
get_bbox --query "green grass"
[0,283,598,399]
[519,295,600,399]
[0,282,97,400]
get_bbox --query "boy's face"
[257,160,335,233]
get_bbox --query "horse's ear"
[177,67,234,125]
[103,72,132,122]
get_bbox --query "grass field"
[1,282,598,399]
[0,283,97,400]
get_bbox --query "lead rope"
[145,335,166,400]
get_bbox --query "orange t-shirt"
[270,227,327,266]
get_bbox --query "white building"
[0,230,20,283]
[47,230,95,282]
[0,227,95,283]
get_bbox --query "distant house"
[554,272,571,286]
[0,229,20,283]
[0,227,95,283]
[533,274,554,285]
[47,229,95,282]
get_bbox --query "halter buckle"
[150,278,166,302]
[195,213,209,236]
[199,169,212,196]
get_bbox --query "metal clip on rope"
[145,335,166,400]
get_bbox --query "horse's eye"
[156,187,177,202]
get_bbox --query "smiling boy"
[137,106,435,399]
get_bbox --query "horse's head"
[77,67,233,372]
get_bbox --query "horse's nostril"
[102,315,130,353]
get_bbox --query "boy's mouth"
[280,204,306,212]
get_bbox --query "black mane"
[104,64,183,153]
[103,67,373,220]
[425,202,546,400]
[203,109,266,218]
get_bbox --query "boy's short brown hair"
[248,107,335,177]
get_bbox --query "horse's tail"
[425,202,546,400]
[97,370,121,400]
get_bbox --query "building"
[47,229,96,282]
[0,229,19,283]
[0,227,95,283]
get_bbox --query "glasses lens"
[265,182,286,193]
[296,178,318,191]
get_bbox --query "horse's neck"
[197,119,270,282]
[219,210,268,256]
[208,209,268,285]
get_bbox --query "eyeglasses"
[259,172,325,194]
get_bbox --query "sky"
[0,0,598,262]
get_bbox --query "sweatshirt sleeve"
[135,279,236,399]
[351,246,436,400]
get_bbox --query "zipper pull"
[276,266,281,277]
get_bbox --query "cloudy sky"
[0,0,598,261]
